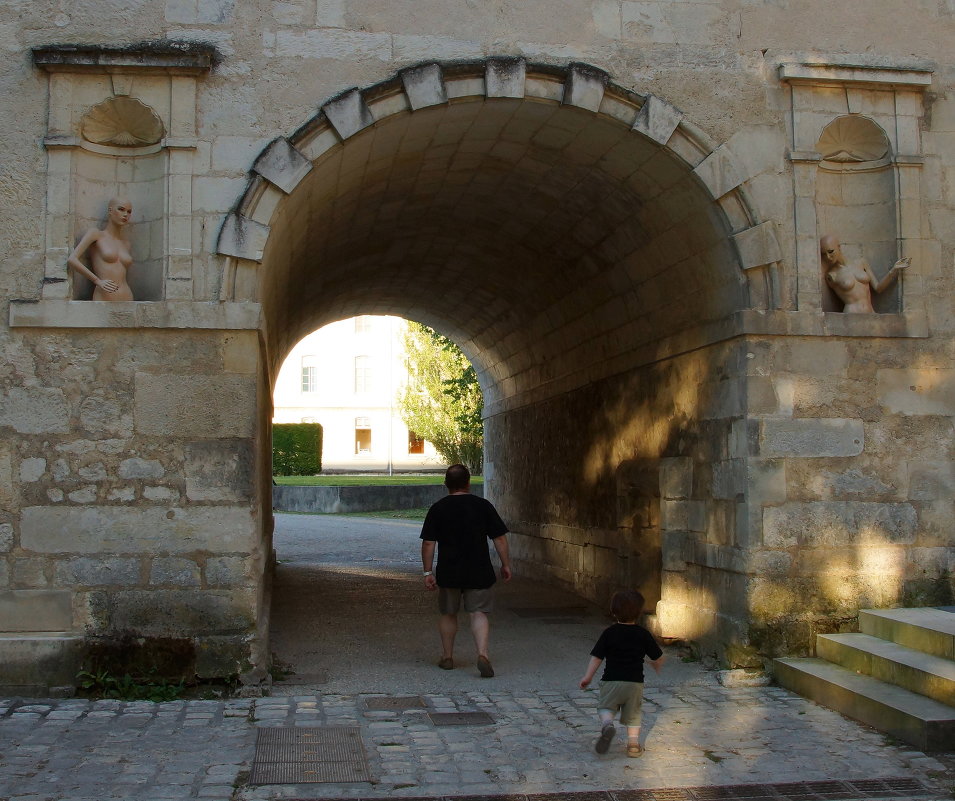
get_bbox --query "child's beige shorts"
[597,680,645,726]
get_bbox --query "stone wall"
[488,322,955,668]
[0,1,953,687]
[272,483,483,515]
[486,339,752,661]
[744,334,955,660]
[0,325,268,692]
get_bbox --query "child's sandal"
[627,743,644,758]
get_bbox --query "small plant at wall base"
[397,323,483,473]
[76,666,186,702]
[273,422,323,476]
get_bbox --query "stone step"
[860,608,955,659]
[817,632,955,706]
[773,656,955,752]
[0,633,83,696]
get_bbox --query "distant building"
[272,315,442,473]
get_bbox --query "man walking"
[420,463,511,677]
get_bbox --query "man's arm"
[421,539,437,591]
[491,534,512,581]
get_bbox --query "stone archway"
[218,59,783,661]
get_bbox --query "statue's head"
[107,196,132,225]
[820,234,843,267]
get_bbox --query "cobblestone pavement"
[1,682,951,801]
[2,515,952,800]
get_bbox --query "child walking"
[579,589,664,757]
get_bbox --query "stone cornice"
[32,42,217,75]
[8,300,261,330]
[778,61,933,88]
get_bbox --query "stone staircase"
[774,607,955,752]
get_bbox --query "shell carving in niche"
[816,115,890,163]
[81,96,165,147]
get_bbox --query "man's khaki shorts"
[438,587,494,614]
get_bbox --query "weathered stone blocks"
[184,440,253,502]
[757,419,864,458]
[88,589,257,637]
[216,213,269,261]
[563,63,608,112]
[632,95,683,145]
[252,137,312,194]
[878,368,955,415]
[53,558,141,587]
[118,457,164,479]
[0,590,72,632]
[150,558,201,587]
[21,506,256,553]
[763,501,918,547]
[0,387,70,434]
[486,58,526,99]
[133,373,256,437]
[400,63,447,110]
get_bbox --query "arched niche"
[814,115,899,312]
[780,60,932,316]
[33,44,215,303]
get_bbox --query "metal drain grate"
[609,779,937,801]
[454,796,529,801]
[273,777,938,801]
[845,779,935,797]
[428,711,495,726]
[364,695,426,711]
[249,727,371,785]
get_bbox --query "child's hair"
[610,590,645,623]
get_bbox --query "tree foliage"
[397,322,483,473]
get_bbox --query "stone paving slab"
[1,685,951,801]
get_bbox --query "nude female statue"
[67,197,135,300]
[821,234,909,313]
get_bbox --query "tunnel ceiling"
[256,76,749,414]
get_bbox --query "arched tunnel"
[221,61,774,660]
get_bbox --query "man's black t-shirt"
[419,493,508,589]
[590,623,663,682]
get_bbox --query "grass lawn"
[274,474,483,486]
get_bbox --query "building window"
[354,356,371,393]
[355,417,371,454]
[354,316,372,333]
[301,365,317,393]
[408,430,425,454]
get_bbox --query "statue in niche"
[67,197,135,300]
[820,234,909,313]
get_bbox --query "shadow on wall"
[489,343,741,659]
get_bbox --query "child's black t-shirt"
[590,622,663,682]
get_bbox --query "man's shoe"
[595,723,616,754]
[438,657,453,670]
[477,656,494,678]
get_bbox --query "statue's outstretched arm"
[871,257,910,295]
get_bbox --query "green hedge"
[272,423,323,476]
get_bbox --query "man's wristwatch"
[423,570,433,576]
